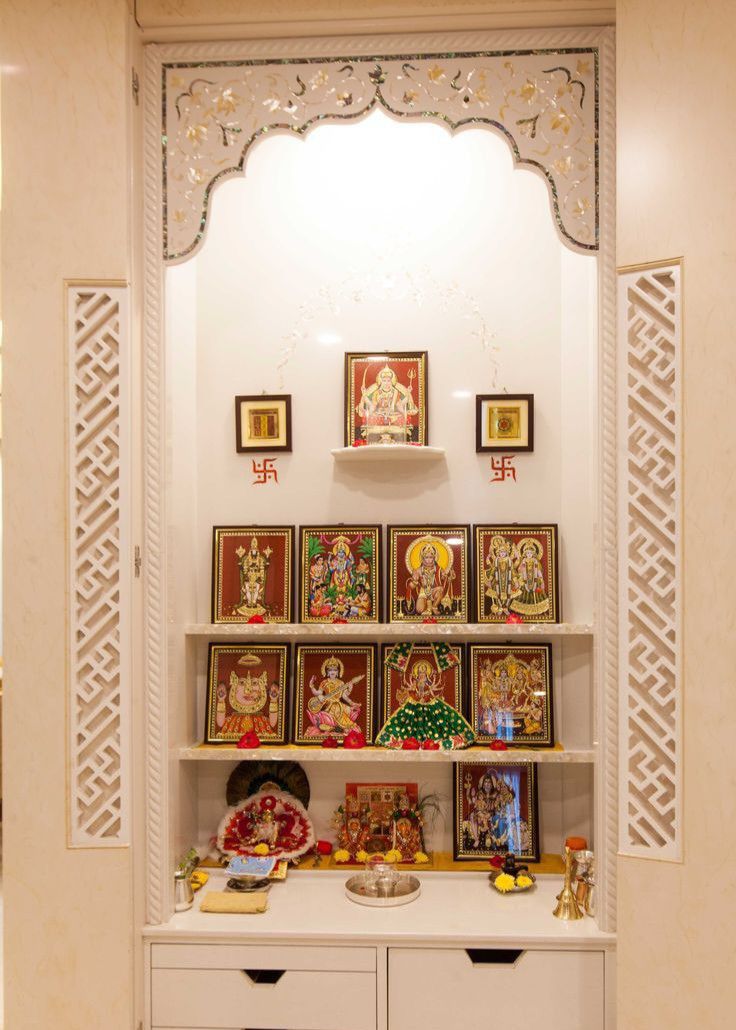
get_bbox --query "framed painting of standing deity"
[380,643,463,722]
[467,643,554,747]
[474,524,559,623]
[345,351,428,447]
[475,394,534,452]
[453,762,539,862]
[292,644,378,745]
[205,644,290,745]
[299,525,382,623]
[388,525,471,623]
[212,526,294,623]
[235,394,292,452]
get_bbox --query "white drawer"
[152,943,375,972]
[152,968,376,1030]
[389,948,604,1030]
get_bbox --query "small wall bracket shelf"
[331,445,446,463]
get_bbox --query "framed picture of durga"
[467,643,554,747]
[345,351,428,446]
[389,525,471,623]
[474,524,559,623]
[454,762,539,862]
[212,526,294,623]
[293,644,378,745]
[205,644,289,745]
[381,643,463,722]
[299,525,382,623]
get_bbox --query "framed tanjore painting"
[292,644,378,745]
[454,762,539,862]
[235,394,292,452]
[467,643,554,747]
[299,525,382,623]
[345,351,428,446]
[476,394,534,452]
[388,525,471,623]
[474,524,559,623]
[381,643,463,722]
[205,644,289,745]
[212,526,294,623]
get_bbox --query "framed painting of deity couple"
[474,524,560,624]
[345,351,428,447]
[453,761,540,862]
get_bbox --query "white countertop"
[144,869,614,949]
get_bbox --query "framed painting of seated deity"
[454,761,540,862]
[345,351,428,446]
[292,644,378,745]
[205,644,289,745]
[212,526,294,623]
[467,643,554,747]
[380,643,464,722]
[474,524,559,623]
[388,525,471,623]
[299,524,382,623]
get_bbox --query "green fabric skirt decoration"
[376,698,475,750]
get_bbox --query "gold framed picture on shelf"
[453,761,540,862]
[475,393,534,452]
[299,524,382,623]
[474,524,559,623]
[211,525,294,623]
[345,351,428,446]
[467,643,554,747]
[292,643,378,745]
[205,643,290,745]
[388,525,471,623]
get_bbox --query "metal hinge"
[134,545,142,578]
[131,67,140,105]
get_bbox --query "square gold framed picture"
[388,525,471,623]
[235,394,292,452]
[476,394,534,452]
[345,351,428,446]
[474,524,559,623]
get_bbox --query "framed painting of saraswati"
[454,762,539,862]
[388,525,471,623]
[345,351,428,446]
[299,525,382,623]
[205,644,289,745]
[467,643,554,747]
[474,524,559,623]
[212,526,293,623]
[293,644,378,745]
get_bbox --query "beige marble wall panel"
[136,0,615,39]
[1,1,135,1027]
[617,0,736,1026]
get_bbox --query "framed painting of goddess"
[388,525,471,623]
[381,643,463,722]
[212,526,294,623]
[292,644,378,745]
[345,351,428,446]
[205,644,289,745]
[474,524,559,623]
[454,761,539,862]
[467,643,554,747]
[299,525,382,623]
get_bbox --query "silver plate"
[345,874,421,907]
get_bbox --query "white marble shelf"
[331,444,446,462]
[144,869,614,947]
[183,622,595,639]
[177,744,596,764]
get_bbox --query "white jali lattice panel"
[618,262,682,861]
[68,284,130,847]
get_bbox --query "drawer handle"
[241,969,286,984]
[465,949,523,965]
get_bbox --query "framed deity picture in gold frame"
[467,643,554,747]
[299,525,382,624]
[212,526,294,623]
[345,351,428,446]
[235,394,292,452]
[205,643,290,745]
[476,394,534,452]
[453,761,540,862]
[292,643,378,745]
[388,525,471,623]
[474,524,559,623]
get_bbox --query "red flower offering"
[422,617,438,624]
[332,617,349,624]
[401,737,421,750]
[247,614,266,624]
[237,731,261,749]
[421,739,440,750]
[490,739,508,751]
[343,729,366,750]
[505,613,523,624]
[321,736,339,749]
[489,855,504,869]
[316,840,333,856]
[352,440,367,447]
